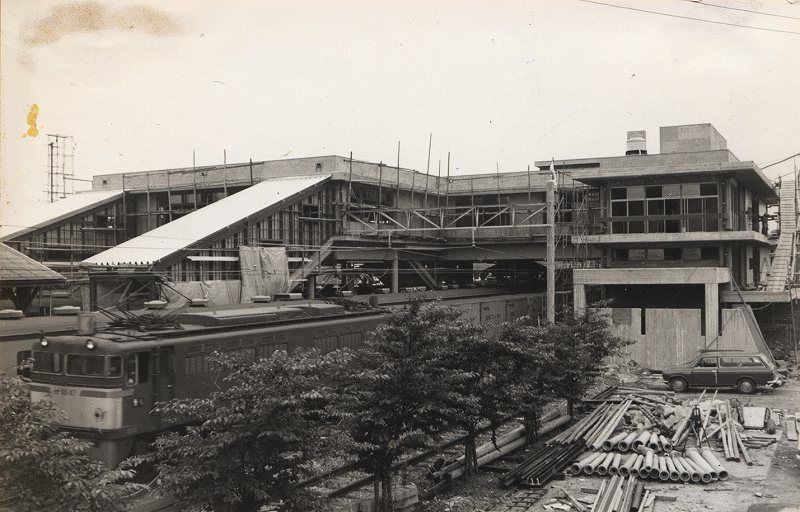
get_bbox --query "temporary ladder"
[766,177,797,291]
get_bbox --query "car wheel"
[737,378,756,394]
[669,377,688,393]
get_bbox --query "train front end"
[27,334,158,467]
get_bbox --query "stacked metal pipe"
[590,475,648,512]
[548,400,633,449]
[499,439,584,488]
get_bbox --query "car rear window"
[720,356,765,368]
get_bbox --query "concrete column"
[574,284,587,316]
[391,251,399,294]
[546,180,555,323]
[705,283,719,342]
[307,274,316,299]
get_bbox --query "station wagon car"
[662,351,785,394]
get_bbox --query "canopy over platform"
[0,243,66,287]
[83,175,330,268]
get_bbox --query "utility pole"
[547,178,556,324]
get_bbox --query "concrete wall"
[660,124,728,154]
[603,307,760,369]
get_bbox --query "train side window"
[126,354,138,384]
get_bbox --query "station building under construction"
[2,123,798,369]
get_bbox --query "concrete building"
[2,123,796,366]
[546,124,790,367]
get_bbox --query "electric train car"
[24,292,543,468]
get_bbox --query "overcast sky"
[1,0,799,220]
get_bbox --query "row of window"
[610,183,718,200]
[609,183,720,234]
[32,352,151,384]
[696,356,766,368]
[612,247,720,262]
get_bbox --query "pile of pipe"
[590,475,649,512]
[429,412,571,483]
[498,439,584,488]
[547,400,634,449]
[690,392,756,466]
[569,446,728,484]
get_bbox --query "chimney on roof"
[626,130,647,155]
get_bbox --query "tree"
[545,308,632,415]
[141,349,346,512]
[0,374,144,512]
[497,318,557,445]
[341,298,485,511]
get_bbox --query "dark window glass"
[665,199,681,215]
[700,247,719,260]
[705,218,719,231]
[664,248,681,260]
[700,183,717,196]
[611,188,627,200]
[126,354,137,384]
[720,357,739,368]
[628,221,645,233]
[647,249,664,260]
[741,356,765,367]
[645,186,662,198]
[703,197,718,213]
[33,351,61,374]
[686,198,703,214]
[629,249,646,261]
[683,248,701,261]
[628,201,644,216]
[687,218,704,232]
[107,356,122,377]
[612,249,629,261]
[696,357,718,368]
[648,200,665,215]
[612,221,627,234]
[611,202,627,216]
[648,220,665,233]
[138,353,150,383]
[66,354,107,376]
[666,220,681,233]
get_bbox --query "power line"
[577,0,800,35]
[676,0,800,20]
[761,151,800,172]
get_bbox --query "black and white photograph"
[1,1,799,511]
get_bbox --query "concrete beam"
[577,231,773,246]
[573,267,730,285]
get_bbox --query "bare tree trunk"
[380,472,393,511]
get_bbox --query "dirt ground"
[419,372,800,512]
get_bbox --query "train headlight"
[40,338,48,347]
[86,340,95,350]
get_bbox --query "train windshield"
[32,351,62,374]
[64,354,123,378]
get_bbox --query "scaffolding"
[553,170,601,312]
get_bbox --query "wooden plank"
[787,415,798,441]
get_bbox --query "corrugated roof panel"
[83,175,329,267]
[0,243,66,285]
[0,190,123,241]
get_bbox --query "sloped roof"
[0,190,123,241]
[0,243,66,286]
[83,175,329,267]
